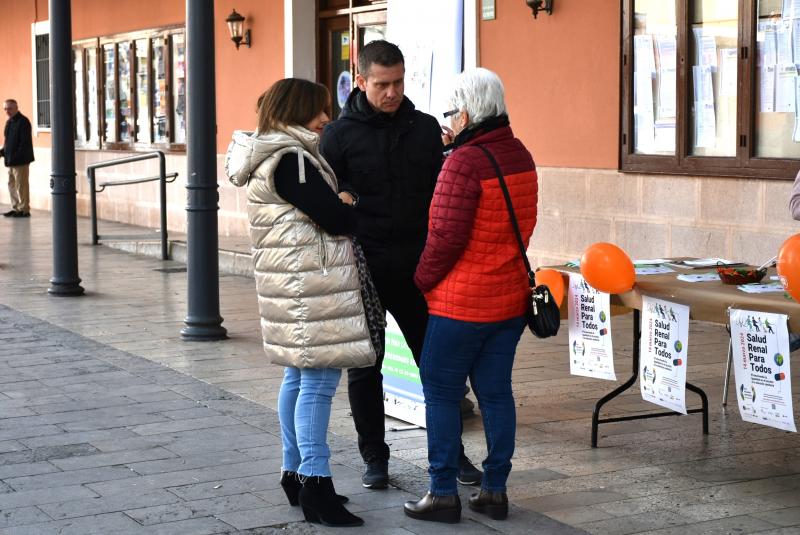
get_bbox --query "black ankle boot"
[280,471,349,506]
[468,489,508,520]
[280,471,302,506]
[298,476,363,527]
[403,492,461,523]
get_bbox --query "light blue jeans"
[278,366,342,477]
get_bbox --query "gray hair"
[448,68,507,125]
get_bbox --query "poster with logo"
[640,296,689,414]
[730,309,796,432]
[381,313,426,428]
[567,273,616,380]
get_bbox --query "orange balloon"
[778,234,800,302]
[535,269,566,307]
[579,242,636,294]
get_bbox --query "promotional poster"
[640,296,690,414]
[567,273,616,380]
[730,309,796,432]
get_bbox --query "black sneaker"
[457,455,483,486]
[362,459,389,489]
[3,210,17,217]
[13,212,30,218]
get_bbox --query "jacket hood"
[339,88,416,126]
[225,125,321,187]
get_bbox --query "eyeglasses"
[443,109,459,119]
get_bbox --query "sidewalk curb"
[102,239,255,278]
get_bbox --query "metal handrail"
[95,172,178,192]
[87,151,176,260]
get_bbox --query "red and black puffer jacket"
[413,124,538,322]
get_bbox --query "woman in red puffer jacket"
[403,68,538,525]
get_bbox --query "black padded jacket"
[320,89,443,281]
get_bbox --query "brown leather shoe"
[403,492,461,523]
[468,489,508,520]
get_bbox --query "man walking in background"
[1,99,34,218]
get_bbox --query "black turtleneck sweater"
[273,152,357,237]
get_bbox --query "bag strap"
[475,144,535,286]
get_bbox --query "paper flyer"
[640,296,690,414]
[776,64,798,113]
[635,71,656,153]
[761,65,777,112]
[635,266,675,275]
[634,34,656,74]
[737,282,786,293]
[730,309,796,432]
[677,273,720,283]
[567,274,616,381]
[719,48,738,97]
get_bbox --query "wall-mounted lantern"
[226,9,251,49]
[526,0,554,19]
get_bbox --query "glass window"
[755,0,800,158]
[103,43,117,143]
[359,25,385,47]
[633,0,677,155]
[152,37,168,144]
[118,42,132,142]
[73,49,87,144]
[34,34,51,128]
[86,47,99,146]
[73,28,185,151]
[622,0,800,179]
[689,1,738,157]
[330,30,350,118]
[135,39,150,143]
[171,34,186,144]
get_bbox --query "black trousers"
[347,273,467,463]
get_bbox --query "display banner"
[567,273,616,380]
[387,0,463,117]
[381,313,426,427]
[640,296,690,414]
[730,309,796,432]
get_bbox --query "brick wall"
[1,148,249,238]
[4,154,796,266]
[530,167,799,268]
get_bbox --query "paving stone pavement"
[0,211,586,533]
[2,208,800,533]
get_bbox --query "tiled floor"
[2,208,800,534]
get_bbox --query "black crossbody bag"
[476,145,560,339]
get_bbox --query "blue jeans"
[420,314,525,496]
[278,366,342,477]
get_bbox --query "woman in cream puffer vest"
[225,78,374,528]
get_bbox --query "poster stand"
[590,310,709,447]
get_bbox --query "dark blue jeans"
[420,314,526,496]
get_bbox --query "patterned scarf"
[352,238,386,359]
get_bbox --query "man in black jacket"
[1,99,35,218]
[321,40,482,490]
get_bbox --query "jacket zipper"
[317,231,329,276]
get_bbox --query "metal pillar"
[48,0,84,296]
[181,0,227,340]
